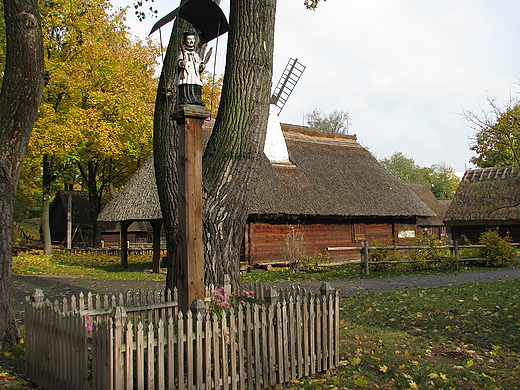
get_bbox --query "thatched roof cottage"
[444,166,520,242]
[99,115,433,268]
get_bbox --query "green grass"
[280,279,520,389]
[12,251,166,281]
[240,257,520,283]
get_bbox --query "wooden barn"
[98,117,433,269]
[444,166,520,243]
[404,183,451,240]
[245,124,433,266]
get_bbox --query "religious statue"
[177,31,206,106]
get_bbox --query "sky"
[112,0,520,174]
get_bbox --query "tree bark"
[155,0,275,293]
[0,0,45,346]
[202,0,276,288]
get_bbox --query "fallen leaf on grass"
[349,357,362,366]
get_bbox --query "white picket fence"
[25,283,340,390]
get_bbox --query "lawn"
[284,280,520,389]
[3,252,520,389]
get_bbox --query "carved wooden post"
[174,105,211,312]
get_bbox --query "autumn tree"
[464,98,520,168]
[201,72,223,118]
[0,0,46,346]
[26,0,159,248]
[305,108,351,134]
[380,152,459,199]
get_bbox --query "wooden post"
[452,239,459,270]
[174,106,211,313]
[66,192,73,249]
[151,220,163,273]
[120,221,131,269]
[361,241,370,275]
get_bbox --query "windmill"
[270,58,306,115]
[264,58,306,164]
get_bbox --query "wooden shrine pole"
[174,105,211,313]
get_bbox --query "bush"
[299,252,330,272]
[478,229,516,267]
[280,224,307,271]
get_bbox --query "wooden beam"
[174,105,211,313]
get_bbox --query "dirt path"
[13,268,520,322]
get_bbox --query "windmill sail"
[271,58,306,115]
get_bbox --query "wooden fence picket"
[25,284,340,390]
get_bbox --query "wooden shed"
[49,191,92,247]
[50,190,155,249]
[98,122,433,268]
[96,155,164,271]
[245,126,433,266]
[444,166,520,243]
[404,183,451,240]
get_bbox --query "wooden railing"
[326,241,520,275]
[25,283,340,390]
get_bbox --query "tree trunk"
[155,0,275,293]
[78,161,102,247]
[202,0,276,288]
[0,0,45,346]
[42,154,53,254]
[153,18,184,292]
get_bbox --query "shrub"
[369,240,400,272]
[478,229,516,267]
[299,252,330,272]
[280,223,307,271]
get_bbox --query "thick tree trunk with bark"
[202,0,276,288]
[0,0,45,346]
[154,0,276,294]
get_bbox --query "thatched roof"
[404,183,450,226]
[99,125,433,222]
[444,166,520,225]
[98,155,162,222]
[248,127,433,218]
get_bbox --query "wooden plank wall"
[247,222,396,266]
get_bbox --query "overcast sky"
[114,0,520,174]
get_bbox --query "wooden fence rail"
[25,283,340,390]
[326,241,520,275]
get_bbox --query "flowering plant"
[209,287,255,316]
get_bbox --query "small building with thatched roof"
[98,119,434,268]
[404,183,451,240]
[444,166,520,243]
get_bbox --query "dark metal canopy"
[149,0,229,44]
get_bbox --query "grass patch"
[283,279,520,389]
[12,251,166,281]
[240,257,520,283]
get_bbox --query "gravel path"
[13,268,520,322]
